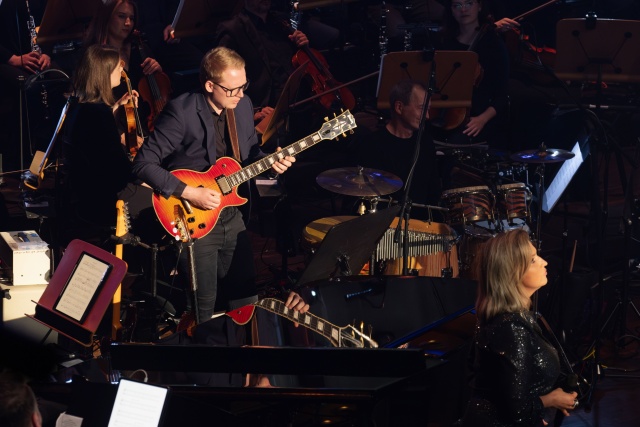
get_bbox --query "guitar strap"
[226,108,241,161]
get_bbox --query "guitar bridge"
[215,175,232,195]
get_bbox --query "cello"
[282,21,356,111]
[132,30,172,132]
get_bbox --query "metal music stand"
[554,17,640,409]
[376,50,478,111]
[36,0,102,48]
[170,0,243,39]
[295,206,400,287]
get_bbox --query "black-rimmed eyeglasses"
[212,80,250,97]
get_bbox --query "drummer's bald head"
[389,80,427,114]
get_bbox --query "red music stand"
[27,239,127,347]
[376,50,478,110]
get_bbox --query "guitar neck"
[256,298,343,347]
[227,129,325,188]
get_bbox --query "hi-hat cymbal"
[316,167,403,197]
[510,148,575,163]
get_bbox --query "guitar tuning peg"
[324,116,329,122]
[342,132,347,138]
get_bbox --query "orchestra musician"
[350,79,442,219]
[458,229,580,426]
[84,0,167,143]
[213,0,310,121]
[131,47,308,386]
[434,0,510,150]
[58,45,142,249]
[0,0,52,172]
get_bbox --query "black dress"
[461,311,561,427]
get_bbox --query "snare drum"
[496,183,531,222]
[440,185,495,225]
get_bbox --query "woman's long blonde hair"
[473,229,533,324]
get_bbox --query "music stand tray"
[171,0,243,39]
[37,0,102,47]
[376,50,478,110]
[256,62,309,145]
[554,19,640,83]
[296,206,401,286]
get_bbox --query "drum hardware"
[316,166,403,197]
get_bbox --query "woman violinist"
[84,0,170,149]
[435,0,510,150]
[59,45,140,248]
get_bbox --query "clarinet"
[25,0,41,55]
[379,1,388,61]
[25,0,50,120]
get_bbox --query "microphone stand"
[393,50,437,275]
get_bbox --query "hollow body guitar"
[153,110,356,240]
[226,298,378,348]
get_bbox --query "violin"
[133,30,172,132]
[282,21,356,111]
[121,70,145,160]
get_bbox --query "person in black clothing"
[353,79,442,218]
[84,0,165,143]
[131,47,308,386]
[435,0,510,150]
[0,0,53,172]
[459,229,579,426]
[59,44,142,249]
[214,0,310,118]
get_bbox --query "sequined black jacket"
[461,311,561,426]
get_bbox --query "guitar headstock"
[341,323,378,348]
[319,110,357,141]
[115,200,131,238]
[172,205,192,243]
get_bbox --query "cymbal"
[316,167,403,197]
[510,148,575,163]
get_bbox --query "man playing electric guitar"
[132,47,308,386]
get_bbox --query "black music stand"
[256,62,309,146]
[296,206,400,286]
[554,19,640,86]
[36,0,102,48]
[376,50,478,111]
[170,0,243,39]
[554,17,640,408]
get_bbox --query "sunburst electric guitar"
[153,110,356,240]
[226,298,378,348]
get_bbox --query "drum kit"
[304,145,576,279]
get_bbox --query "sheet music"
[542,141,584,213]
[55,253,111,322]
[108,380,168,427]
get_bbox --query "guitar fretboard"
[256,298,344,347]
[224,110,355,189]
